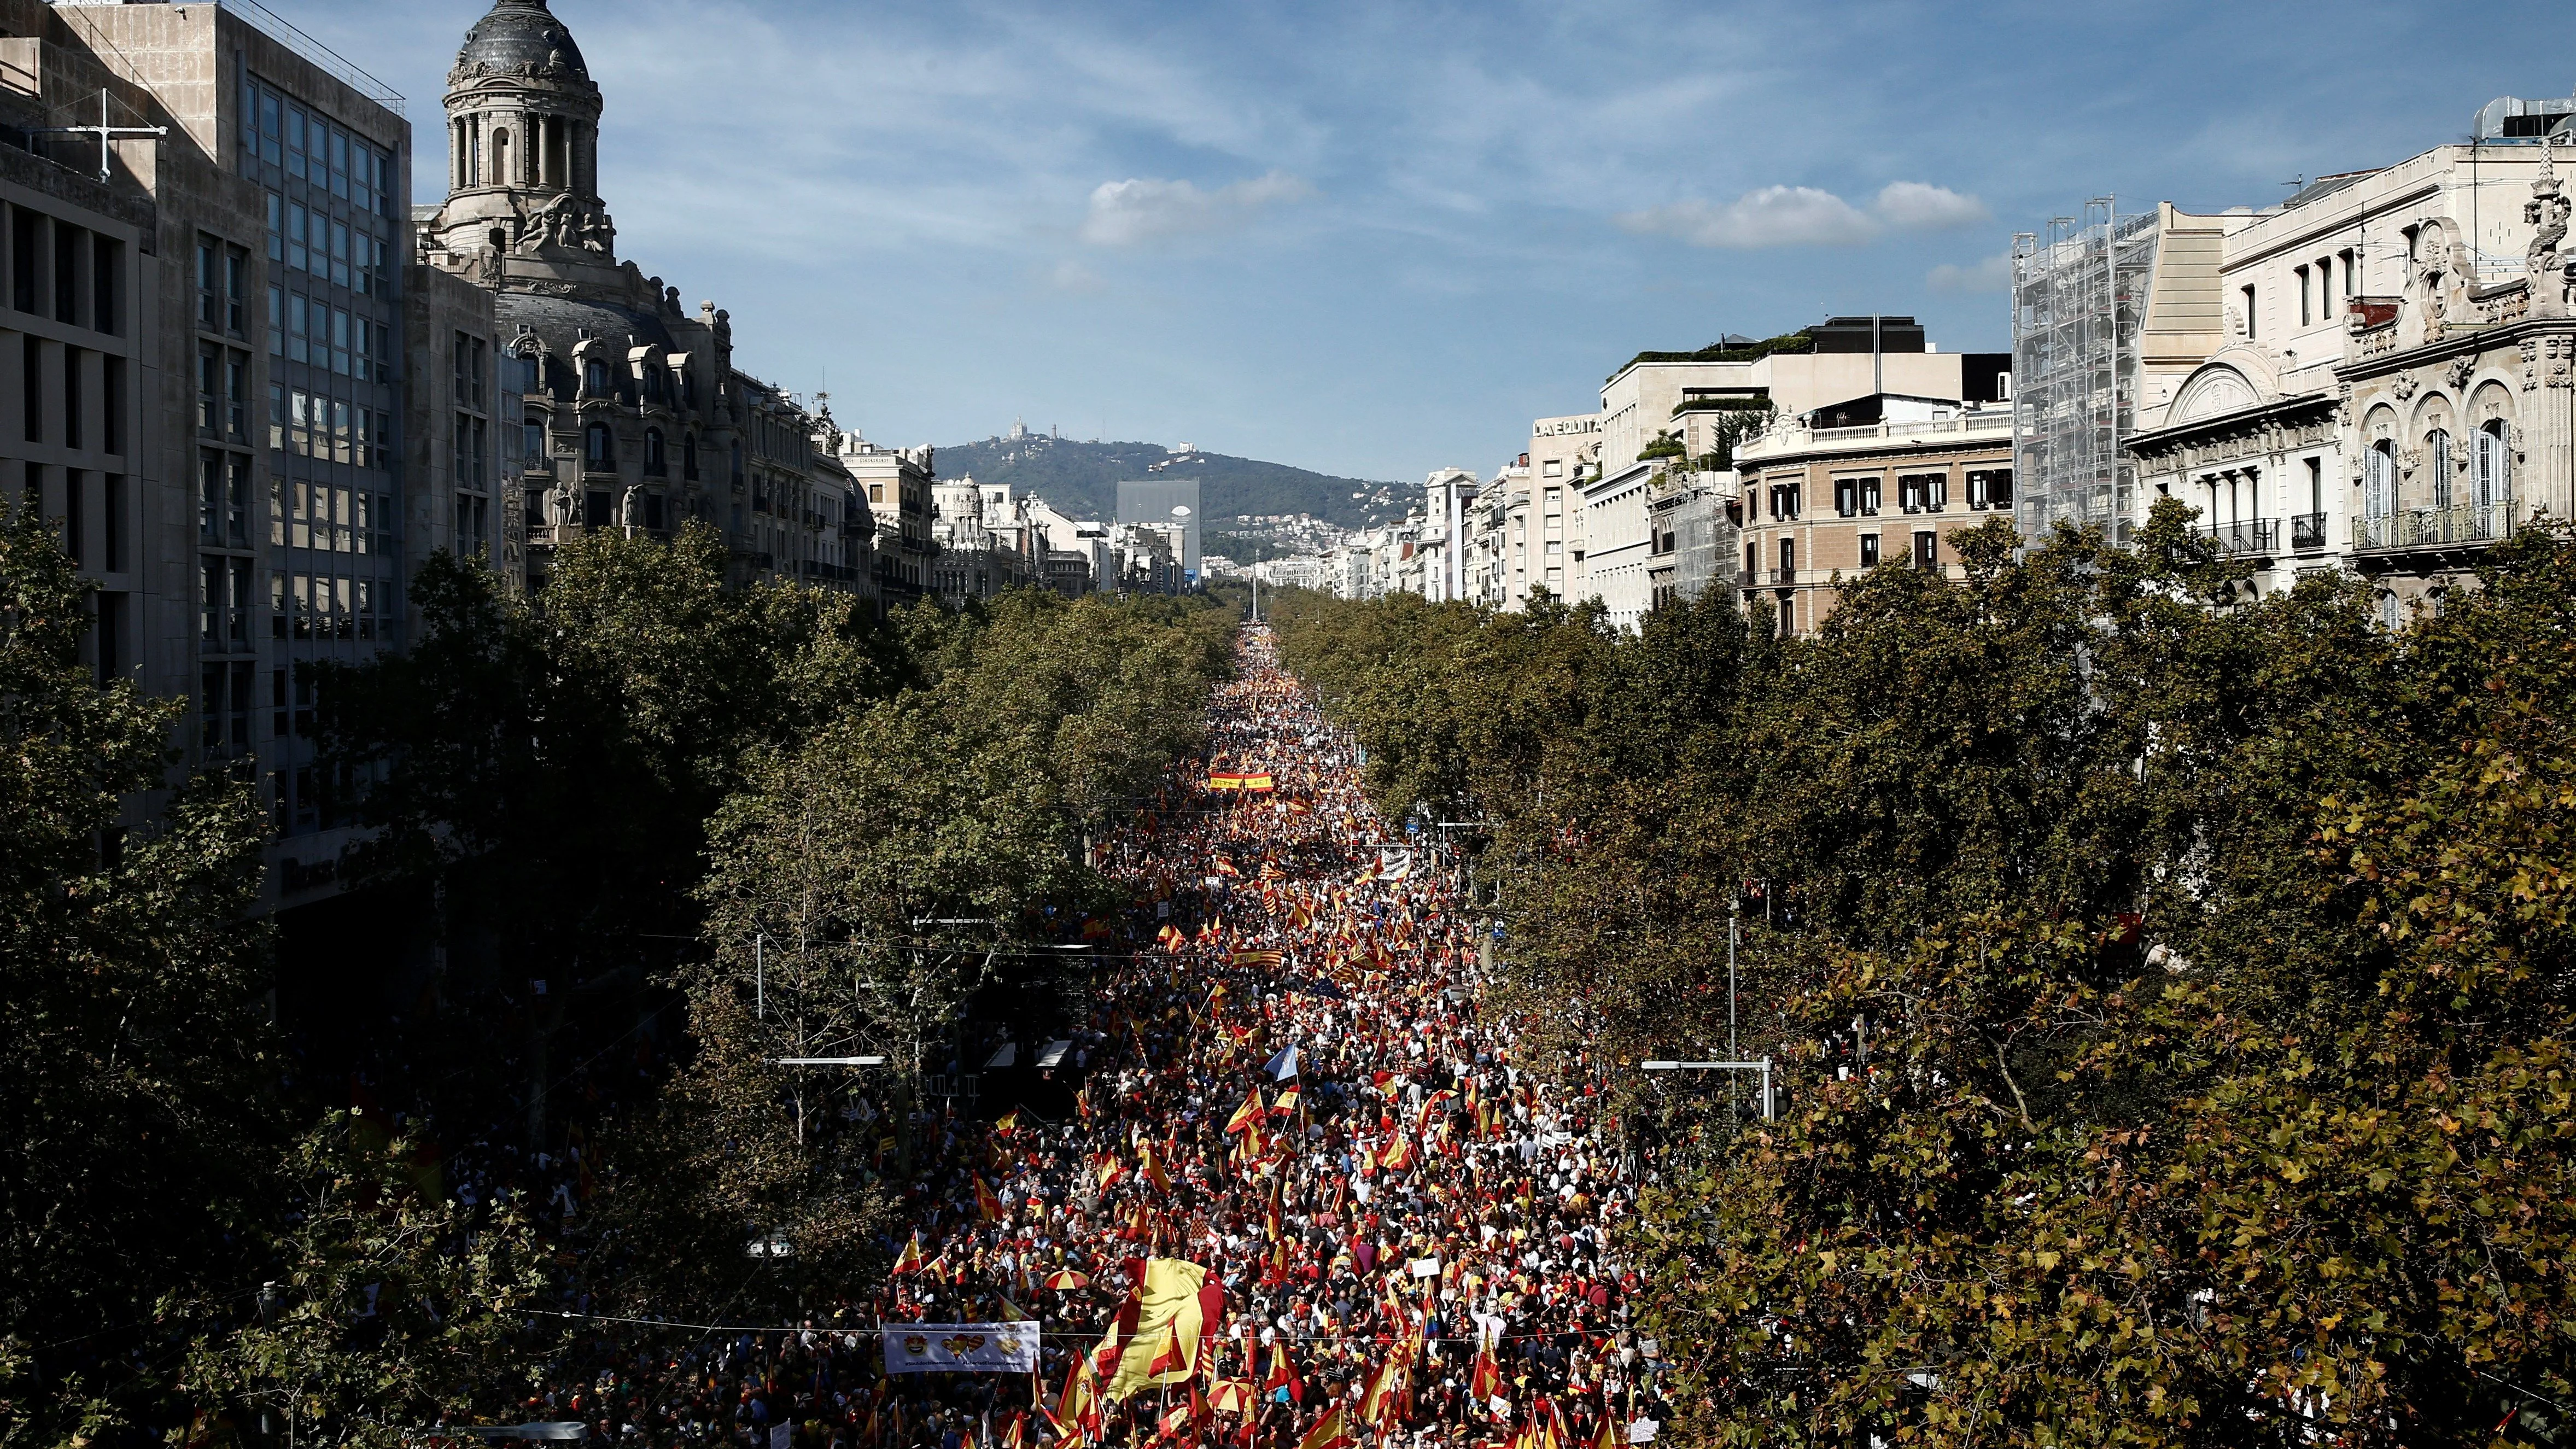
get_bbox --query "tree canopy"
[1272,503,2576,1445]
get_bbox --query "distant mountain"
[931,434,1405,530]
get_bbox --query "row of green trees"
[2,510,1234,1447]
[1270,501,2576,1446]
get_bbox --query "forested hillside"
[933,434,1403,528]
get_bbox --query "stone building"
[419,0,869,601]
[1732,396,2014,636]
[0,0,510,905]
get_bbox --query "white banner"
[881,1322,1041,1375]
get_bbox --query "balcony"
[1770,565,1798,585]
[2195,517,2279,557]
[2352,504,2512,554]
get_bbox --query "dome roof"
[458,0,588,83]
[500,293,679,358]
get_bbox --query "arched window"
[2362,441,2396,547]
[2475,422,2510,520]
[585,423,613,466]
[644,429,666,475]
[493,128,511,188]
[2427,428,2453,511]
[684,431,700,481]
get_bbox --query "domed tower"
[430,0,618,274]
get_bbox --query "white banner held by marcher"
[880,1323,1040,1375]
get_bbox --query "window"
[62,345,80,451]
[645,428,667,476]
[91,233,119,336]
[586,424,613,466]
[584,488,614,528]
[2339,249,2357,296]
[1834,477,1857,517]
[684,431,700,481]
[2474,422,2510,515]
[197,346,220,433]
[53,219,75,325]
[2363,441,2397,521]
[226,353,247,440]
[21,335,39,443]
[1899,473,1947,512]
[585,359,608,394]
[2241,284,2257,340]
[2428,429,2453,511]
[2297,266,2311,326]
[197,237,220,329]
[1768,480,1800,520]
[2306,456,2323,516]
[644,492,665,531]
[1967,469,2012,510]
[1541,459,1562,478]
[225,248,247,335]
[1913,530,1937,569]
[102,357,122,456]
[1859,532,1880,566]
[1777,537,1795,580]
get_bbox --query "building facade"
[1733,402,2014,636]
[0,0,457,905]
[420,0,867,602]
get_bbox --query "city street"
[624,627,1662,1449]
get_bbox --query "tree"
[1278,509,2576,1443]
[0,501,277,1444]
[182,1114,563,1449]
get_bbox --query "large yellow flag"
[1106,1259,1224,1401]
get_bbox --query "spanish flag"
[1225,1090,1265,1136]
[1263,1341,1302,1404]
[1296,1406,1354,1449]
[1360,1357,1405,1428]
[1140,1142,1175,1195]
[1158,924,1187,951]
[891,1232,925,1276]
[1272,1084,1301,1117]
[976,1176,1006,1223]
[1470,1347,1504,1405]
[1106,1259,1226,1401]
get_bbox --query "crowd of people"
[507,628,1668,1449]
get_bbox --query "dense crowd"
[499,628,1668,1449]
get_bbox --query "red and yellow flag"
[891,1232,925,1275]
[1297,1407,1355,1449]
[1225,1090,1265,1136]
[975,1176,1005,1223]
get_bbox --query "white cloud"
[1617,179,1990,249]
[1079,171,1316,247]
[1872,180,1989,231]
[1616,186,1877,249]
[1928,252,2014,294]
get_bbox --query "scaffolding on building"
[2012,199,2159,548]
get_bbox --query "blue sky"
[279,0,2572,482]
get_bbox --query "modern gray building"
[1115,476,1199,580]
